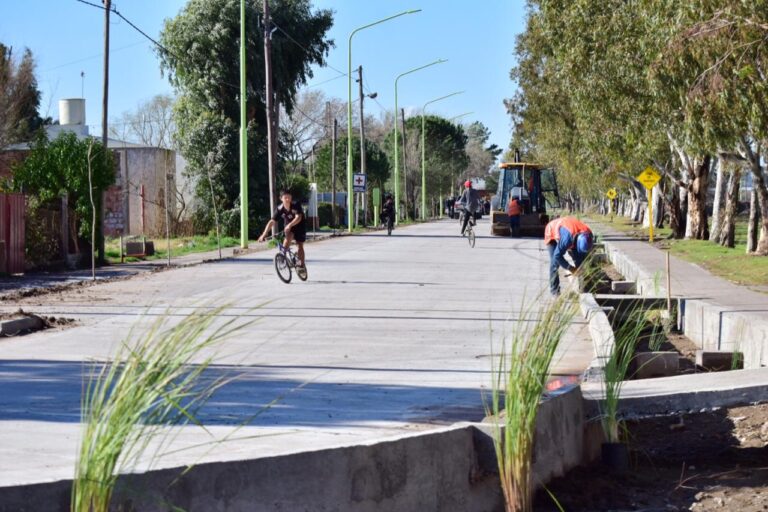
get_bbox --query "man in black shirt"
[258,190,307,267]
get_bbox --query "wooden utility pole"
[358,65,367,225]
[400,108,409,220]
[99,0,111,264]
[264,0,277,229]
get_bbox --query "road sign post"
[636,167,661,243]
[606,188,617,222]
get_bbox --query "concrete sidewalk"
[0,231,335,299]
[589,220,768,367]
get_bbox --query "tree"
[465,122,501,178]
[314,136,389,191]
[110,94,176,149]
[13,132,115,247]
[0,44,44,149]
[381,115,469,215]
[159,0,333,236]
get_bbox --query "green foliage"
[12,131,114,239]
[0,43,45,147]
[278,172,310,201]
[159,0,333,237]
[313,136,390,191]
[509,1,768,246]
[317,201,336,227]
[382,115,469,206]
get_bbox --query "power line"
[74,0,174,57]
[41,40,147,73]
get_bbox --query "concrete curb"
[0,387,598,511]
[0,315,45,336]
[578,293,614,379]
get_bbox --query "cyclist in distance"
[381,194,395,232]
[458,180,481,236]
[258,190,307,268]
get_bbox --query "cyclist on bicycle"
[258,190,306,267]
[458,180,481,235]
[381,194,395,231]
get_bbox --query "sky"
[1,0,525,153]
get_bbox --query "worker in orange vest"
[544,216,593,295]
[507,194,522,237]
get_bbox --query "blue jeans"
[509,215,520,236]
[548,245,582,295]
[547,244,560,295]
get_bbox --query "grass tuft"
[490,291,579,512]
[72,306,242,512]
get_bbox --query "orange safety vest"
[507,199,521,216]
[544,217,591,245]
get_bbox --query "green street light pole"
[347,9,420,233]
[449,111,474,122]
[394,58,446,224]
[239,0,248,247]
[421,91,464,220]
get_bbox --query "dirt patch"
[536,404,768,511]
[0,309,76,336]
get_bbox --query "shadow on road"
[0,360,491,426]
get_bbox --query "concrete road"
[0,219,592,487]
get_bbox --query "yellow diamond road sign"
[606,188,617,199]
[637,167,661,190]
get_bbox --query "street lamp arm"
[422,90,465,113]
[349,9,422,42]
[395,58,448,86]
[449,111,474,122]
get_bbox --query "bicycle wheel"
[467,228,476,248]
[274,253,292,283]
[296,264,308,281]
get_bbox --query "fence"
[0,193,25,274]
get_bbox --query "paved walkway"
[589,220,768,311]
[0,219,593,487]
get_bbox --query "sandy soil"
[536,404,768,511]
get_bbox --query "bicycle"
[273,239,308,284]
[462,214,476,248]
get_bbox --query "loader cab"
[490,162,560,236]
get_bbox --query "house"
[0,98,177,270]
[1,98,177,239]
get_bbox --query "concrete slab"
[0,220,595,490]
[582,367,768,417]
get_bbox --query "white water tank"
[59,98,86,126]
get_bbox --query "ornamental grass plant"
[72,306,243,512]
[490,291,579,512]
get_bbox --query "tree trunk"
[747,189,759,253]
[741,138,768,255]
[653,184,664,228]
[717,166,740,248]
[709,159,725,241]
[686,155,711,240]
[669,185,686,238]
